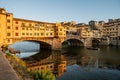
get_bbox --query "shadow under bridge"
[62,39,84,48]
[92,38,101,47]
[26,40,52,50]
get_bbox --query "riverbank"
[5,53,33,80]
[5,52,56,80]
[0,50,19,80]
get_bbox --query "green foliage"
[1,45,8,53]
[32,69,56,80]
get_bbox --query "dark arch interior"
[62,39,84,48]
[24,40,52,50]
[92,39,100,47]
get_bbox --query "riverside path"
[0,50,19,80]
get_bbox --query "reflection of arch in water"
[80,56,99,68]
[23,49,52,63]
[24,50,67,77]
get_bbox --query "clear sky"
[0,0,120,23]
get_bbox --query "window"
[46,33,48,35]
[7,33,11,36]
[7,26,10,29]
[7,39,10,43]
[15,33,19,36]
[16,21,18,24]
[29,23,32,26]
[26,33,29,35]
[37,28,39,30]
[22,28,25,30]
[37,33,39,36]
[26,28,28,30]
[22,33,25,35]
[15,27,18,30]
[41,67,44,69]
[41,33,44,35]
[35,24,38,26]
[50,33,52,35]
[60,29,62,31]
[51,29,53,31]
[7,19,10,23]
[21,23,25,27]
[30,28,32,30]
[30,33,32,35]
[50,65,53,68]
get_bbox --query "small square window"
[15,33,19,36]
[16,21,18,24]
[7,33,11,36]
[7,19,10,23]
[7,26,11,29]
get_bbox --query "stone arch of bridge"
[62,39,84,47]
[26,40,52,49]
[11,39,52,50]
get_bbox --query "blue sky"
[0,0,120,23]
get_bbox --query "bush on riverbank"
[32,69,56,80]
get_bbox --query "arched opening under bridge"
[62,39,84,48]
[92,39,101,47]
[8,40,52,53]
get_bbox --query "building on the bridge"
[103,18,120,45]
[89,20,105,30]
[0,8,66,49]
[55,22,66,38]
[76,24,93,39]
[0,8,13,45]
[92,30,102,38]
[66,26,78,35]
[89,20,105,37]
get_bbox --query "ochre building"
[0,8,66,49]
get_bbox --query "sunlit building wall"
[0,8,66,46]
[103,19,120,45]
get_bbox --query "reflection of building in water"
[27,62,54,72]
[80,56,98,68]
[56,55,67,77]
[26,53,66,77]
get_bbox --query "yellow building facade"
[0,8,66,47]
[103,19,120,45]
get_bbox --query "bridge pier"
[51,38,64,50]
[81,38,92,47]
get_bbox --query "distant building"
[77,24,102,39]
[103,18,120,45]
[89,20,105,37]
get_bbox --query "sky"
[0,0,120,24]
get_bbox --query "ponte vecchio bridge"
[0,8,92,50]
[0,8,104,50]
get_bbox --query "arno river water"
[9,41,120,80]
